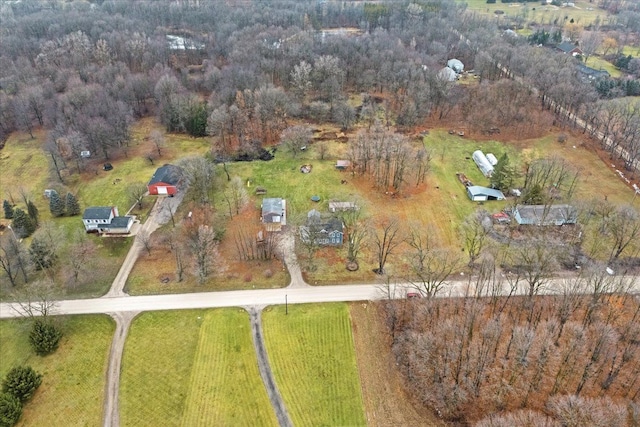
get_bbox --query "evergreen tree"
[48,192,64,217]
[29,237,57,271]
[0,393,22,427]
[2,366,42,403]
[11,209,35,238]
[26,200,39,227]
[490,153,518,192]
[3,200,13,219]
[29,319,62,356]
[65,193,80,216]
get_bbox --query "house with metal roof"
[82,206,134,234]
[467,186,506,202]
[261,198,287,231]
[329,201,358,213]
[513,204,577,226]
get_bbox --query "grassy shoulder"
[120,309,277,426]
[0,315,114,426]
[262,303,366,427]
[349,302,446,427]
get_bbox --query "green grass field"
[262,303,366,427]
[461,0,608,27]
[0,315,114,426]
[229,147,355,222]
[120,309,277,426]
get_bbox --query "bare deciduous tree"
[126,182,148,210]
[371,217,403,275]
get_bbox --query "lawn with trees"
[262,303,366,427]
[0,315,113,426]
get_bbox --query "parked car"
[103,163,113,171]
[406,292,422,299]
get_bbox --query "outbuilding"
[513,204,577,226]
[447,58,464,74]
[148,164,183,196]
[467,186,505,202]
[472,150,494,177]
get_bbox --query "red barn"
[147,164,183,196]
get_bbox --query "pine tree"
[26,200,39,227]
[2,366,42,403]
[29,237,57,271]
[11,209,35,238]
[29,319,62,356]
[65,193,80,216]
[2,200,13,219]
[48,192,65,217]
[490,153,518,192]
[0,392,22,427]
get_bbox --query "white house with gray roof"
[513,204,577,226]
[82,206,134,234]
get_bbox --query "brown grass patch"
[349,302,446,427]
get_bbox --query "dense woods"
[387,273,640,425]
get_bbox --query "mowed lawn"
[0,315,114,426]
[120,309,277,427]
[262,303,366,427]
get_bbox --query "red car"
[406,292,422,299]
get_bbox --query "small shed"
[486,153,498,166]
[329,201,358,212]
[44,189,58,198]
[472,150,494,177]
[335,160,351,170]
[467,186,505,202]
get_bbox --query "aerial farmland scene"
[1,0,640,426]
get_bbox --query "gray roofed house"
[261,197,287,231]
[300,210,344,246]
[556,42,583,56]
[82,206,134,234]
[467,186,506,202]
[513,204,577,226]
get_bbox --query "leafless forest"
[387,272,640,425]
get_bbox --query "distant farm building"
[82,206,134,234]
[261,197,287,232]
[467,186,505,202]
[148,164,183,196]
[472,150,495,177]
[513,204,578,226]
[447,58,464,74]
[328,201,358,213]
[437,67,457,82]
